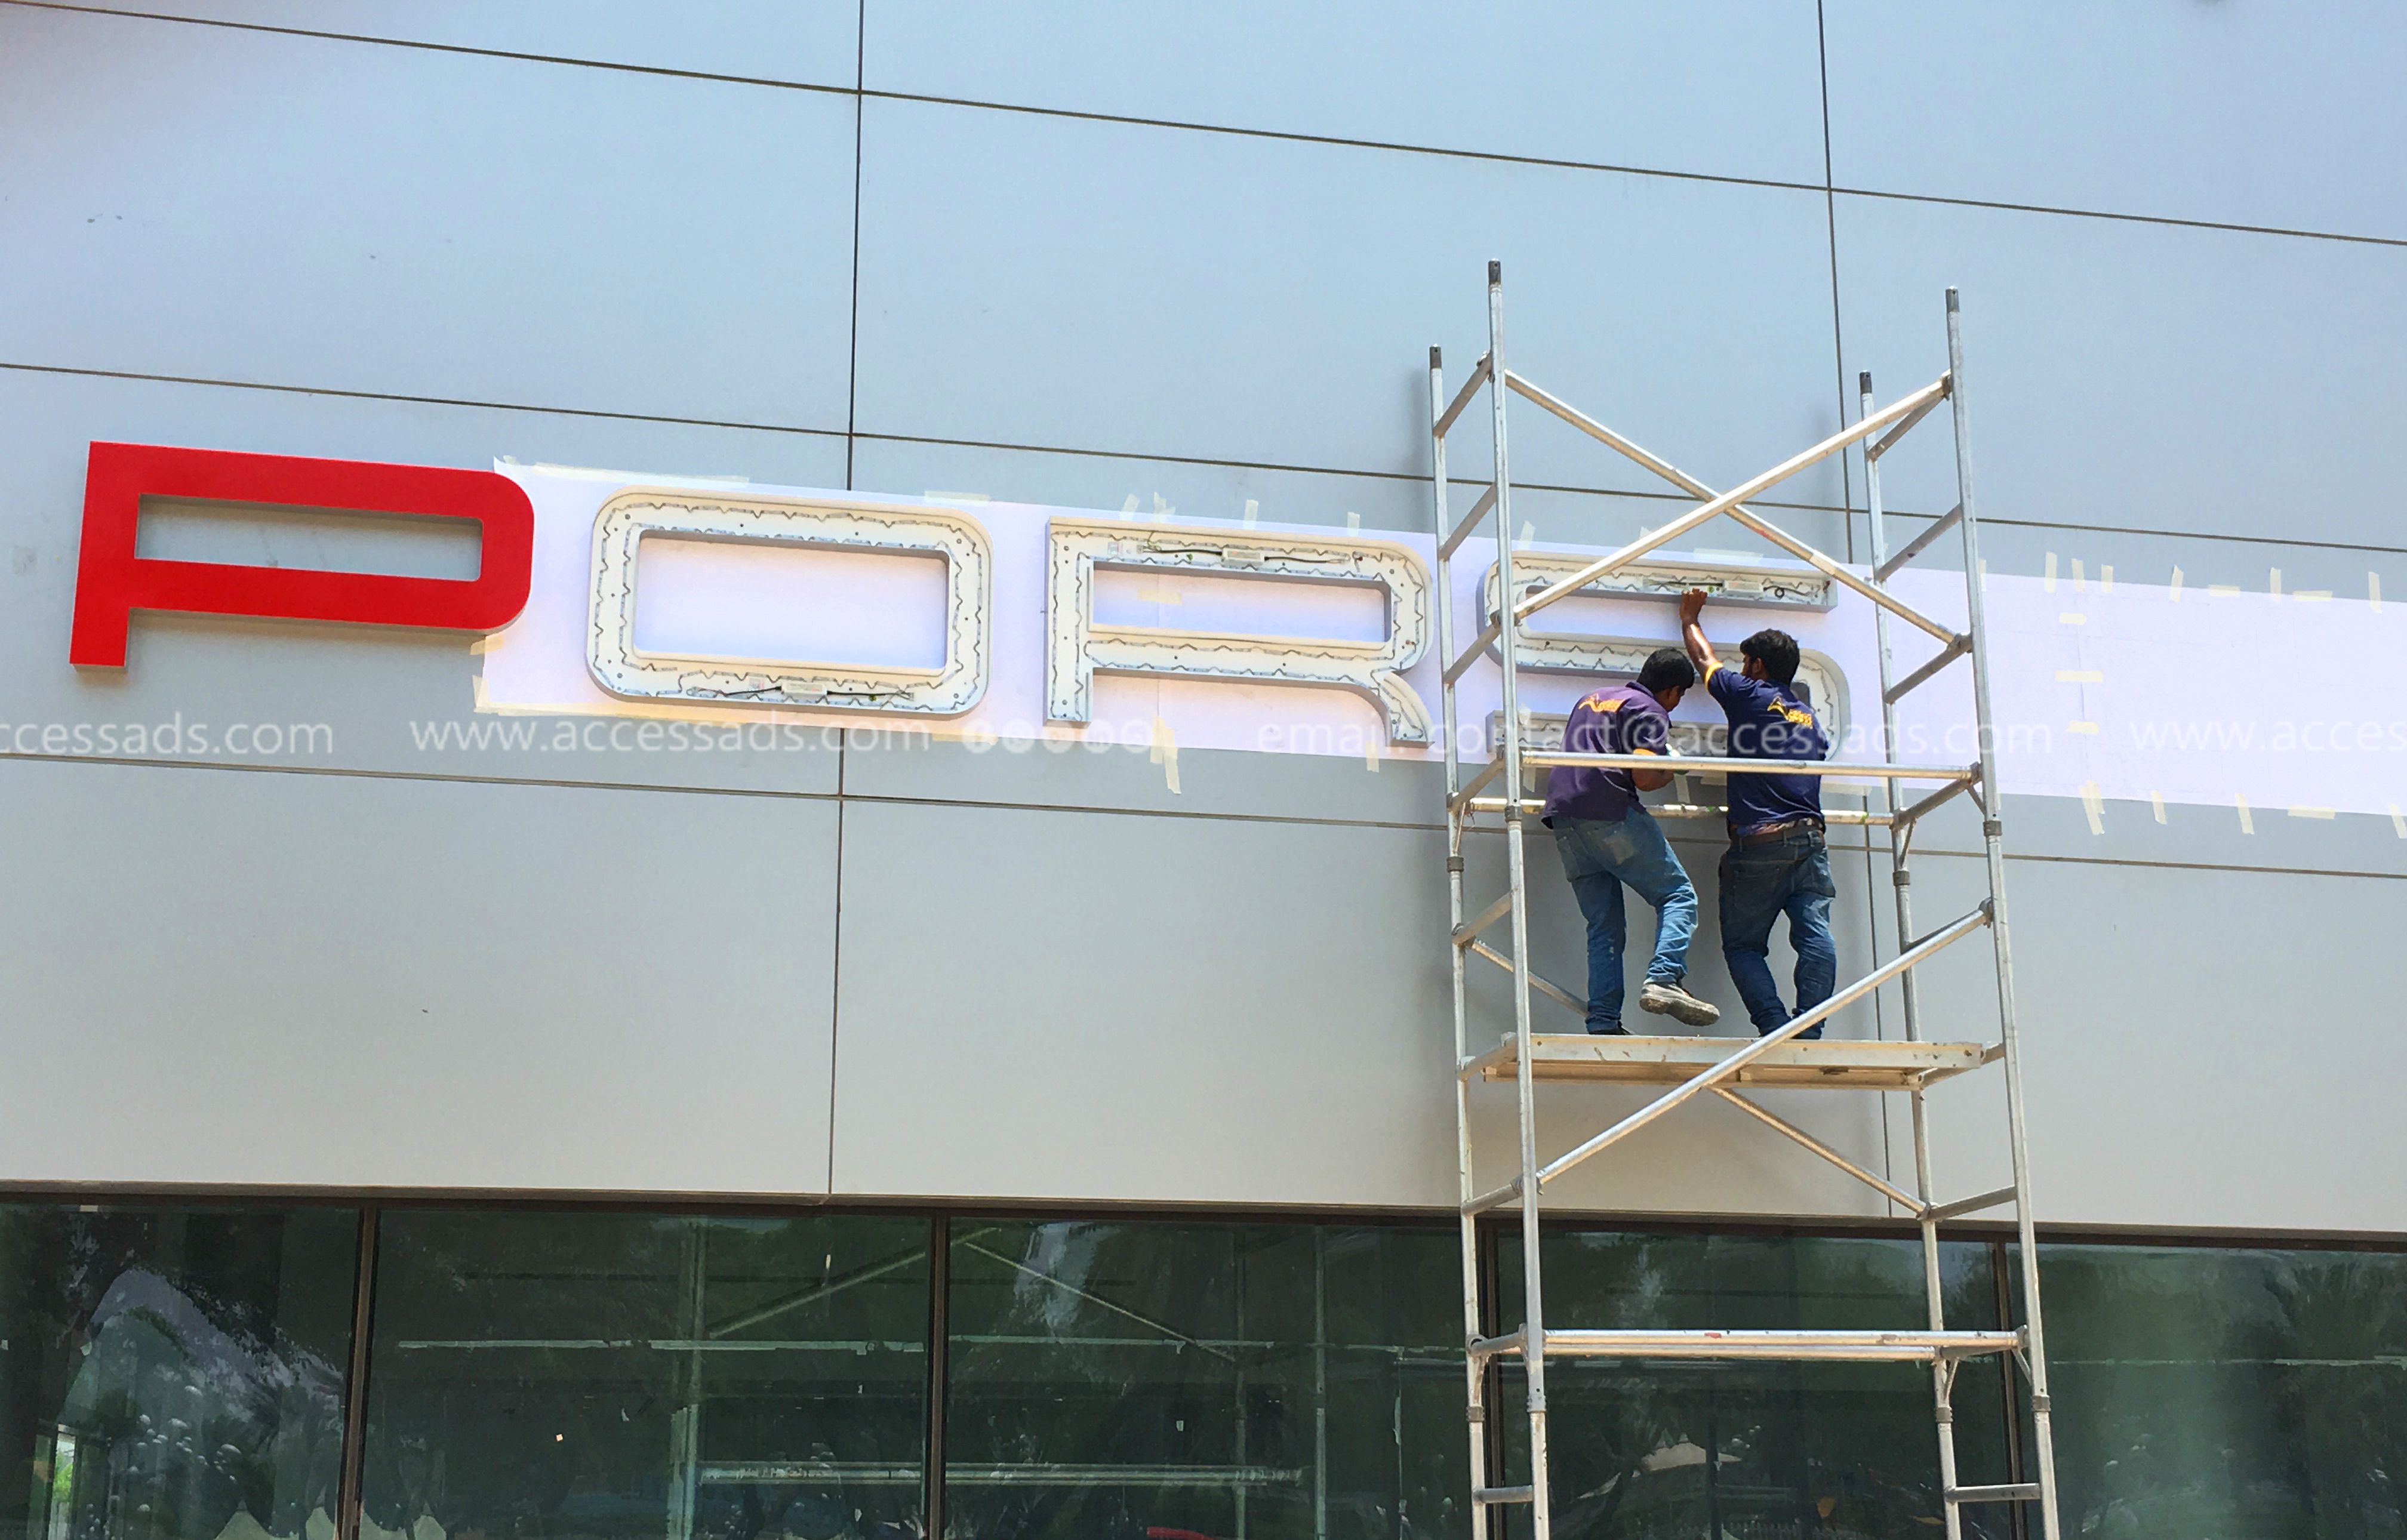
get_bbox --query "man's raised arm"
[1679,589,1720,679]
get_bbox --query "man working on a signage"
[1541,649,1722,1035]
[1679,589,1837,1039]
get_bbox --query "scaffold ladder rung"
[1519,1328,2021,1363]
[1949,1485,2045,1505]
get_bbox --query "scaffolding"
[1430,263,2062,1539]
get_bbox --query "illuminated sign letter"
[1046,519,1433,744]
[587,490,992,714]
[1486,552,1849,744]
[69,442,534,668]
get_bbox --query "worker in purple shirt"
[1679,589,1837,1039]
[1540,648,1722,1035]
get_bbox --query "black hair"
[1741,629,1802,686]
[1636,647,1697,694]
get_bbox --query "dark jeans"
[1718,826,1837,1037]
[1552,810,1697,1034]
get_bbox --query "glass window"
[0,1203,361,1540]
[1494,1229,2014,1539]
[941,1219,1464,1540]
[2039,1242,2407,1535]
[360,1211,930,1540]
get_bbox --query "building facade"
[4,4,2406,1538]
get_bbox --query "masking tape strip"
[1150,714,1181,796]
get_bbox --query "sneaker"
[1638,981,1721,1028]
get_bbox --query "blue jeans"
[1718,827,1837,1037]
[1552,811,1698,1034]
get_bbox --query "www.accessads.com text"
[0,717,333,757]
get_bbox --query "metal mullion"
[924,1215,949,1540]
[1946,290,2063,1540]
[334,1206,380,1540]
[1485,262,1551,1540]
[1993,1238,2032,1540]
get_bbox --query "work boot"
[1586,1022,1629,1037]
[1638,980,1720,1028]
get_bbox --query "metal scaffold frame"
[1429,262,2063,1539]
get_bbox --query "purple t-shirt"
[1542,683,1670,824]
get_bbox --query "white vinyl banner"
[478,466,2407,818]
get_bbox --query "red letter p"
[70,442,535,669]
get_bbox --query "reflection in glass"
[943,1220,1463,1540]
[361,1212,930,1540]
[2040,1243,2407,1535]
[0,1205,359,1540]
[1495,1230,2014,1539]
